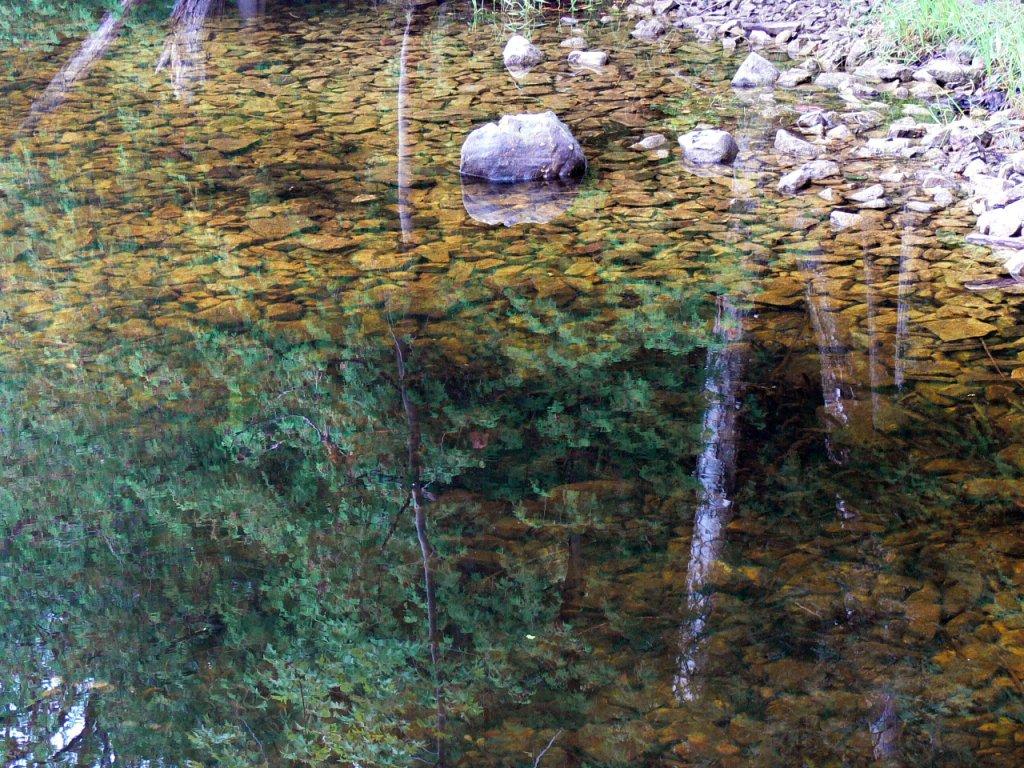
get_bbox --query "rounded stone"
[460,111,587,183]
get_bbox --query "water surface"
[2,2,1024,766]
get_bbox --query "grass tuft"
[873,0,1024,105]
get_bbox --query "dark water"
[1,1,1023,766]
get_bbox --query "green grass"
[873,0,1024,105]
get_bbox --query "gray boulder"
[679,129,739,165]
[503,35,543,70]
[731,52,779,87]
[460,111,586,183]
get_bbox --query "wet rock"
[461,178,580,227]
[904,583,942,641]
[731,52,779,88]
[568,50,609,68]
[503,35,543,71]
[679,129,738,165]
[460,111,586,183]
[559,36,587,50]
[830,210,864,230]
[923,317,997,341]
[631,134,668,150]
[774,129,820,159]
[777,159,840,193]
[977,199,1024,238]
[632,18,666,41]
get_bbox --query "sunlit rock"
[679,129,738,165]
[461,178,581,226]
[568,50,608,68]
[503,35,543,72]
[774,129,820,159]
[460,111,586,183]
[731,52,779,88]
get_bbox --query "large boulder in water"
[460,111,586,183]
[503,34,543,71]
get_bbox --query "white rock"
[931,188,956,207]
[631,134,668,150]
[731,52,780,88]
[977,199,1024,238]
[559,36,587,50]
[568,50,609,68]
[774,129,821,159]
[917,58,979,87]
[778,67,813,87]
[748,30,771,47]
[848,184,885,202]
[679,129,739,165]
[831,210,864,229]
[778,159,840,193]
[826,124,854,141]
[632,18,666,41]
[815,72,854,90]
[503,35,543,70]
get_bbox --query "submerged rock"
[679,129,738,165]
[631,18,666,41]
[560,36,587,50]
[568,50,609,68]
[777,159,840,193]
[503,35,543,71]
[460,111,586,183]
[731,52,779,88]
[461,178,581,226]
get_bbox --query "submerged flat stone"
[923,318,997,341]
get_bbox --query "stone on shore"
[679,129,739,165]
[977,199,1024,238]
[460,111,586,183]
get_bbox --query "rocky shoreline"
[613,0,1024,279]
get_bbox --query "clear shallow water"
[1,1,1024,766]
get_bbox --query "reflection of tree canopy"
[0,268,720,766]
